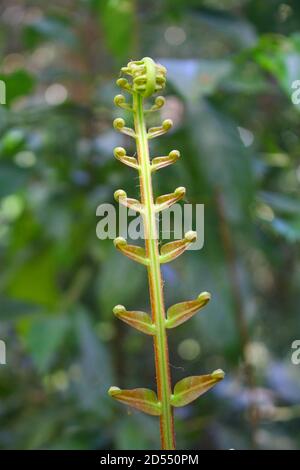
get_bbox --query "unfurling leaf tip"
[175,186,186,197]
[114,236,126,248]
[162,119,173,131]
[114,189,127,201]
[185,230,197,242]
[114,147,126,158]
[114,94,125,105]
[116,78,128,87]
[113,117,125,130]
[108,386,121,396]
[170,149,180,160]
[116,77,132,93]
[198,291,211,301]
[113,305,126,315]
[155,96,165,107]
[211,369,225,380]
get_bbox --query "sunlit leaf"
[98,0,134,63]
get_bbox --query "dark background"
[0,0,300,450]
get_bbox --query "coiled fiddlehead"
[108,57,225,450]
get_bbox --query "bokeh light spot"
[45,83,68,105]
[164,26,186,46]
[178,338,201,361]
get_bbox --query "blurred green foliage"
[0,0,300,450]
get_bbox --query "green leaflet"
[160,231,197,264]
[166,292,211,329]
[171,370,225,408]
[108,387,162,416]
[113,237,149,266]
[113,305,156,335]
[151,150,180,172]
[155,186,186,212]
